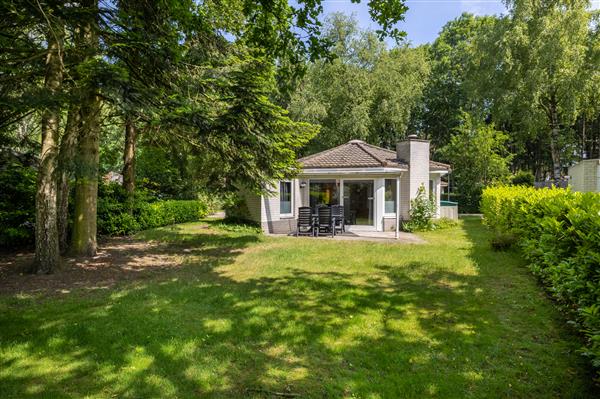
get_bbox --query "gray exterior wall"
[569,159,600,192]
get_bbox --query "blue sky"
[319,0,600,46]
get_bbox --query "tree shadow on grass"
[0,223,260,295]
[0,219,597,398]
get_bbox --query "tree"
[471,0,593,179]
[1,1,409,269]
[440,113,512,207]
[71,0,102,256]
[34,11,64,273]
[289,13,428,154]
[411,13,496,152]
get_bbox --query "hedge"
[98,194,213,236]
[481,186,600,372]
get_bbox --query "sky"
[319,0,600,46]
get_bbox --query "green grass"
[0,218,597,398]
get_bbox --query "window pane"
[309,180,339,209]
[385,179,397,214]
[280,181,291,214]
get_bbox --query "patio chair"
[296,207,314,237]
[331,204,345,234]
[316,206,335,237]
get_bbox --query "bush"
[97,182,215,236]
[481,185,600,372]
[511,170,535,186]
[447,192,481,214]
[403,185,436,232]
[0,162,36,248]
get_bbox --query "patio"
[277,226,425,244]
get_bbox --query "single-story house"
[568,159,600,192]
[237,135,452,234]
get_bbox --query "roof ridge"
[355,142,387,166]
[360,141,396,154]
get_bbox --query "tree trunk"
[548,97,562,180]
[33,25,64,274]
[56,104,80,253]
[581,118,586,159]
[71,0,100,257]
[122,116,136,211]
[71,94,100,256]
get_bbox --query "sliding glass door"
[343,180,374,226]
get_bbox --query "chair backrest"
[298,207,312,226]
[318,206,332,225]
[331,204,344,218]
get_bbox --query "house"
[237,135,451,234]
[568,159,600,192]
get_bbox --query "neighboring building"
[236,135,451,234]
[568,159,600,193]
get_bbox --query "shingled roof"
[298,140,450,171]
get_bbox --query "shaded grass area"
[0,218,597,398]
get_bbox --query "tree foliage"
[289,13,429,153]
[440,113,512,205]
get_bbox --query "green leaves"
[481,185,600,374]
[403,185,436,232]
[289,14,428,154]
[439,113,512,207]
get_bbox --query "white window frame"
[383,178,398,216]
[279,180,294,218]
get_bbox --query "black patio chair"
[316,206,335,237]
[296,207,314,237]
[331,204,345,234]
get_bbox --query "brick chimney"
[397,134,430,218]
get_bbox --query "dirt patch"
[0,237,186,297]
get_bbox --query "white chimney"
[397,134,430,218]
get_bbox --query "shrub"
[511,170,535,186]
[403,185,436,232]
[447,192,481,213]
[0,162,36,248]
[481,185,600,372]
[98,182,215,236]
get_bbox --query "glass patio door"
[343,180,374,226]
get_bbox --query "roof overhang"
[430,170,449,175]
[300,167,407,176]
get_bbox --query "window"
[429,179,435,201]
[279,181,292,215]
[385,179,397,214]
[309,180,339,208]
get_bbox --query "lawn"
[0,218,597,398]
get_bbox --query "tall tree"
[411,13,496,152]
[440,113,512,209]
[56,104,80,252]
[33,10,64,273]
[472,0,593,179]
[71,0,101,256]
[289,14,428,153]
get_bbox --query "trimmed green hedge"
[481,186,600,372]
[98,184,214,236]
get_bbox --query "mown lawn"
[0,218,597,398]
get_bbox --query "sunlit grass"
[0,218,597,398]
